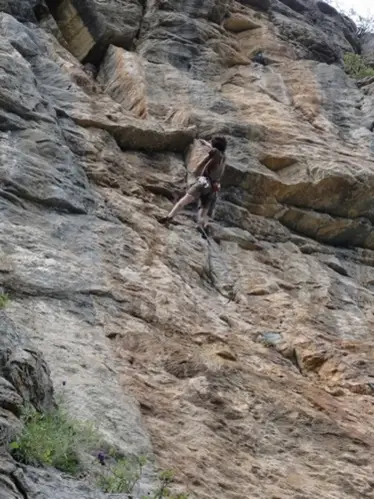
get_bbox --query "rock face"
[44,0,109,64]
[271,0,360,60]
[0,0,40,21]
[0,344,146,498]
[1,0,374,498]
[362,33,374,67]
[93,0,144,49]
[0,344,105,499]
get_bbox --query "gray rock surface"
[2,348,55,413]
[0,0,41,22]
[362,33,374,67]
[93,0,144,49]
[0,8,157,499]
[0,377,23,417]
[0,377,23,444]
[0,347,54,498]
[0,455,134,499]
[239,0,271,11]
[271,0,359,61]
[25,466,143,499]
[0,1,374,499]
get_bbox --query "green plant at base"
[0,293,9,309]
[9,405,190,497]
[9,405,98,475]
[344,53,374,79]
[97,455,147,494]
[141,470,190,499]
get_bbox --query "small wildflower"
[97,451,105,465]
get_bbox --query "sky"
[330,0,373,16]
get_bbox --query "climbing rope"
[200,226,238,304]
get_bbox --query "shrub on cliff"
[343,52,374,79]
[97,454,148,494]
[324,1,374,38]
[99,463,189,498]
[0,292,9,308]
[347,9,374,38]
[9,404,97,474]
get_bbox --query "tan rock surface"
[1,1,374,498]
[97,45,148,119]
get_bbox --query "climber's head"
[211,136,227,153]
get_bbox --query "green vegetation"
[9,404,190,498]
[142,470,190,499]
[343,53,374,79]
[99,462,189,498]
[9,405,97,475]
[0,292,9,309]
[97,455,147,494]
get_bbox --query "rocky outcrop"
[1,348,55,413]
[271,0,360,61]
[0,344,152,498]
[0,459,114,499]
[0,347,53,441]
[97,46,148,119]
[0,0,41,22]
[44,0,109,64]
[1,0,374,498]
[93,0,144,50]
[0,345,61,498]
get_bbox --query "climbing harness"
[197,176,210,189]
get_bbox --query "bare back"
[203,148,226,183]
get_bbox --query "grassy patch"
[344,52,374,79]
[9,405,97,475]
[97,458,190,498]
[97,455,147,494]
[148,470,190,499]
[0,293,9,309]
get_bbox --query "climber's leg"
[197,205,209,229]
[168,193,195,218]
[159,177,208,224]
[198,191,216,228]
[158,193,195,224]
[207,192,217,220]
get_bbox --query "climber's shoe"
[157,215,172,225]
[197,226,209,239]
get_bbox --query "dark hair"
[211,136,227,153]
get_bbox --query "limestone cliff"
[0,0,374,498]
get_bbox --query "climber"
[252,51,268,66]
[158,136,227,234]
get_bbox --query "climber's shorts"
[187,176,214,208]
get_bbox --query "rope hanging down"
[199,227,238,304]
